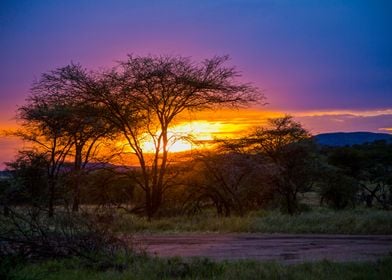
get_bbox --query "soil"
[134,234,392,264]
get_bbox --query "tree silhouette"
[16,64,114,215]
[16,97,74,217]
[94,55,261,218]
[30,64,115,212]
[184,151,263,216]
[241,116,316,214]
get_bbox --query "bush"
[319,172,358,209]
[0,207,134,269]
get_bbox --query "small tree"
[5,151,49,208]
[16,95,75,217]
[17,64,114,213]
[324,141,392,209]
[244,116,316,214]
[184,151,264,216]
[319,167,358,209]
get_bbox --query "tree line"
[1,55,391,219]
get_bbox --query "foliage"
[0,207,133,267]
[322,140,392,209]
[3,151,49,208]
[80,168,136,209]
[3,254,392,280]
[228,116,317,215]
[183,151,266,216]
[12,64,116,216]
[250,208,392,234]
[92,55,261,218]
[6,55,392,220]
[112,208,392,234]
[318,167,359,209]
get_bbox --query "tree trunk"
[72,146,82,212]
[145,189,153,221]
[3,205,10,217]
[151,186,163,217]
[72,191,80,212]
[286,191,297,216]
[48,178,55,218]
[224,203,231,217]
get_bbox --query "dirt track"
[135,234,392,264]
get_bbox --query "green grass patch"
[114,213,252,233]
[114,208,392,234]
[250,208,392,234]
[5,255,392,280]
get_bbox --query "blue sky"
[1,0,391,111]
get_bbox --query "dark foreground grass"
[5,255,392,280]
[114,208,392,234]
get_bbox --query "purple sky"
[0,0,392,167]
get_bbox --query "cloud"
[180,108,392,136]
[294,112,392,134]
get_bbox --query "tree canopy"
[93,55,262,218]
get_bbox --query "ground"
[135,234,392,264]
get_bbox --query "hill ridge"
[315,131,392,146]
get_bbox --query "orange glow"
[1,108,391,168]
[119,109,285,154]
[177,108,285,136]
[114,108,392,155]
[118,121,229,154]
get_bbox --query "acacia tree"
[242,116,316,214]
[94,55,261,218]
[30,65,115,212]
[16,96,74,217]
[16,64,113,215]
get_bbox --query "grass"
[249,208,392,234]
[5,255,392,280]
[3,208,392,279]
[114,208,392,234]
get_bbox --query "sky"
[0,0,391,166]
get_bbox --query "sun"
[116,109,282,154]
[167,140,193,153]
[141,121,226,153]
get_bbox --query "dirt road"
[135,234,392,264]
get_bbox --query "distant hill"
[0,170,11,179]
[315,132,392,147]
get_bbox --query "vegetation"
[0,208,133,262]
[113,208,392,234]
[228,116,317,215]
[2,55,391,220]
[93,55,260,219]
[1,54,392,279]
[2,254,392,280]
